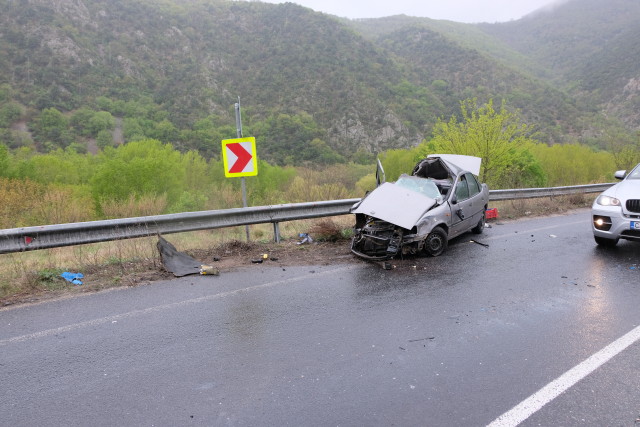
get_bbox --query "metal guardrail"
[489,183,613,201]
[0,199,360,254]
[0,183,614,254]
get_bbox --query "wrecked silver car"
[350,155,489,260]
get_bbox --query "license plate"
[631,221,640,230]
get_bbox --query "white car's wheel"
[594,236,618,247]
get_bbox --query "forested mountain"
[0,0,638,165]
[477,0,640,132]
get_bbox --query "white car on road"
[592,162,640,246]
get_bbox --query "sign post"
[221,98,258,241]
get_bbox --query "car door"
[464,173,485,225]
[449,174,475,238]
[449,173,485,237]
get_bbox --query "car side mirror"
[375,158,386,187]
[614,170,626,180]
[451,194,458,205]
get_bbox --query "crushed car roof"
[427,154,481,176]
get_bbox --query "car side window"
[455,175,469,201]
[466,173,481,197]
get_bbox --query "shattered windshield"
[395,175,441,199]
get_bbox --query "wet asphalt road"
[1,208,640,426]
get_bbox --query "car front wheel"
[594,235,618,247]
[424,227,448,257]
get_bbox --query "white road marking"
[0,266,354,347]
[488,324,640,427]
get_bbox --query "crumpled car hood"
[352,182,437,230]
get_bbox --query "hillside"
[0,0,638,164]
[477,0,640,131]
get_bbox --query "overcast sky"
[258,0,561,23]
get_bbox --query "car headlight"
[596,195,621,207]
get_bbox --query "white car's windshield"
[627,164,640,179]
[395,175,441,199]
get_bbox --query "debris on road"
[60,272,84,285]
[408,337,435,342]
[469,240,489,248]
[297,233,313,244]
[157,235,204,277]
[199,265,219,275]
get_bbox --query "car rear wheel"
[594,236,618,247]
[472,211,485,234]
[424,227,448,257]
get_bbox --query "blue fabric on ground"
[61,272,84,285]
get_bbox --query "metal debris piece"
[157,236,203,277]
[469,240,489,248]
[297,233,313,244]
[408,337,435,342]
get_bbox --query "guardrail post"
[273,222,281,243]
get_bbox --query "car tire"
[424,227,448,257]
[472,211,485,234]
[594,236,618,247]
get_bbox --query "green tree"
[15,147,94,186]
[423,99,545,189]
[304,139,345,164]
[123,117,145,141]
[95,96,114,112]
[151,118,178,142]
[90,139,186,211]
[96,129,114,149]
[379,145,424,182]
[529,143,616,185]
[32,108,72,148]
[253,113,325,165]
[88,111,116,136]
[0,102,22,128]
[70,107,96,137]
[604,128,640,171]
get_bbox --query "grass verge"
[0,216,355,306]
